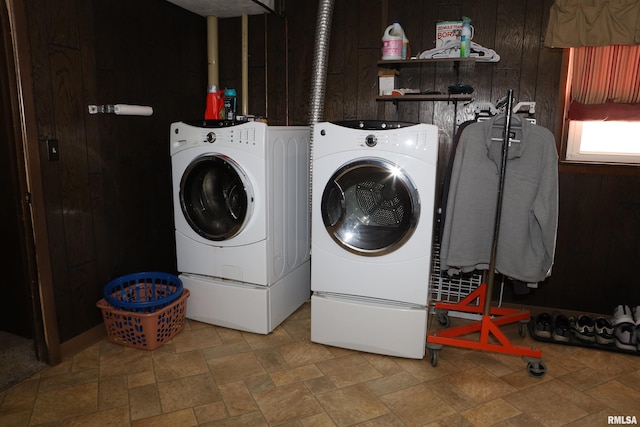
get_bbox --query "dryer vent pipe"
[207,15,249,116]
[308,0,334,235]
[308,0,334,126]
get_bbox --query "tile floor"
[1,301,640,426]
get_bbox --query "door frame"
[4,0,61,365]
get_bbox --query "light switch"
[46,139,59,161]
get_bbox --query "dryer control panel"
[313,121,439,165]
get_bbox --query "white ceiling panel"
[165,0,275,18]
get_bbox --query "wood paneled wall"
[25,0,207,342]
[22,0,639,343]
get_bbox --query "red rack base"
[427,283,542,360]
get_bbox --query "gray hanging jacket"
[439,114,558,284]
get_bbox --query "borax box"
[436,21,462,48]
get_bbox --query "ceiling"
[165,0,276,18]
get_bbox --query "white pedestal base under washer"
[311,120,439,358]
[180,260,310,334]
[170,120,311,334]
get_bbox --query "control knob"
[365,134,377,147]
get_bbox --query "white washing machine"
[170,120,311,334]
[311,120,439,358]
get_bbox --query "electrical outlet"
[46,139,59,161]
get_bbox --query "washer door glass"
[321,158,420,256]
[180,154,253,241]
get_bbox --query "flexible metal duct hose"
[309,0,334,125]
[308,0,335,231]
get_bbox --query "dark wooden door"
[0,2,34,338]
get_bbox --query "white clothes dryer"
[311,120,439,358]
[170,120,311,334]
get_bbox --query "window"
[563,45,640,165]
[566,121,640,164]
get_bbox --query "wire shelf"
[430,242,483,319]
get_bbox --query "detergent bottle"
[223,88,237,120]
[402,29,410,59]
[460,16,472,58]
[381,22,404,60]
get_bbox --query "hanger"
[491,113,521,145]
[474,100,537,146]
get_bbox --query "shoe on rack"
[552,312,571,342]
[614,323,637,351]
[612,304,634,325]
[533,313,552,339]
[632,306,640,350]
[595,317,614,345]
[571,315,595,343]
[613,305,637,351]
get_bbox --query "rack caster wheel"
[518,320,528,338]
[429,348,438,367]
[525,358,547,378]
[426,343,443,367]
[437,312,450,328]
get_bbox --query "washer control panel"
[170,121,265,155]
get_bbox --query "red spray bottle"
[204,85,225,120]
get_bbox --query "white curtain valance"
[544,0,640,47]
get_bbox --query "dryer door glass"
[180,155,253,241]
[321,158,420,256]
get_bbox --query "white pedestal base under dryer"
[170,120,311,334]
[310,120,439,358]
[311,293,428,359]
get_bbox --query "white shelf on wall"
[165,0,275,17]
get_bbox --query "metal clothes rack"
[428,96,538,320]
[426,90,546,378]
